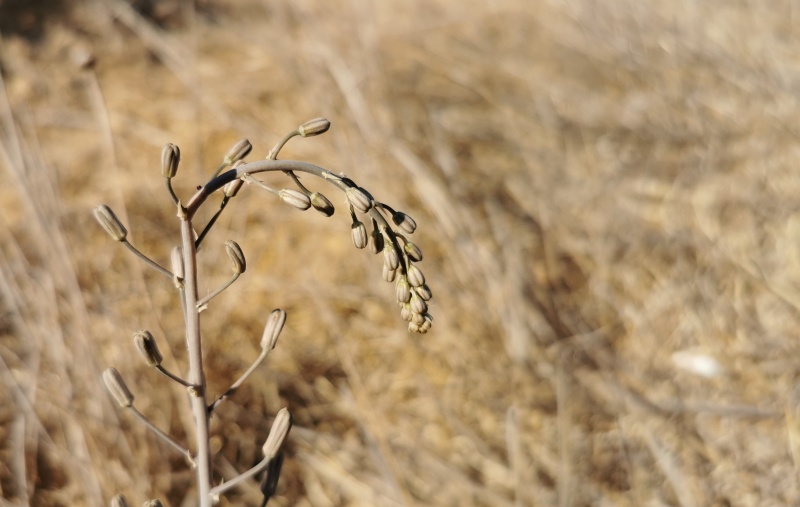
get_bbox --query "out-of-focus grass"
[2,0,800,505]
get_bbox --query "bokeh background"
[2,0,800,505]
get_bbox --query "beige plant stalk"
[94,118,433,506]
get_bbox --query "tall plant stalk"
[96,118,434,506]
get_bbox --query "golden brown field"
[2,0,800,505]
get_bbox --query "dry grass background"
[1,0,800,505]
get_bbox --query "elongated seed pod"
[223,139,252,165]
[396,276,411,304]
[383,246,400,271]
[93,205,127,241]
[133,330,163,367]
[279,189,311,210]
[346,187,372,213]
[225,240,246,274]
[223,178,244,197]
[410,293,427,315]
[261,309,287,350]
[110,494,129,507]
[407,264,425,287]
[161,143,180,178]
[262,408,292,459]
[414,284,433,301]
[170,246,184,282]
[298,118,331,137]
[310,192,335,217]
[103,368,134,407]
[392,211,417,234]
[404,242,423,262]
[351,221,368,249]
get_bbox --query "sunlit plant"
[94,118,433,506]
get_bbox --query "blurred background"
[2,0,800,505]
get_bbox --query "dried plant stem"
[208,349,269,413]
[180,215,213,507]
[128,407,195,467]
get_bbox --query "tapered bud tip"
[310,192,335,217]
[224,139,252,164]
[223,178,244,197]
[160,143,180,179]
[134,330,163,367]
[110,494,129,507]
[351,221,368,249]
[262,408,293,459]
[261,309,287,350]
[346,187,373,213]
[298,118,331,137]
[225,240,246,274]
[103,368,134,407]
[279,189,311,210]
[93,204,128,241]
[143,500,164,507]
[392,212,417,234]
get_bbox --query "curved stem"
[186,160,348,218]
[196,272,240,311]
[128,406,195,467]
[210,455,272,496]
[208,348,269,413]
[155,364,195,388]
[165,178,180,206]
[121,240,173,279]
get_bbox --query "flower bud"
[404,242,423,262]
[382,264,397,283]
[143,501,163,507]
[225,240,246,274]
[223,139,252,165]
[223,178,244,197]
[407,264,425,287]
[351,221,368,249]
[414,284,432,301]
[411,312,425,326]
[133,330,163,367]
[369,224,384,254]
[170,247,184,282]
[93,204,127,241]
[279,189,311,210]
[310,192,335,217]
[409,293,427,315]
[110,494,129,507]
[346,187,372,213]
[383,246,400,271]
[103,368,134,407]
[396,276,411,303]
[160,143,180,179]
[408,321,420,333]
[262,408,292,459]
[261,309,287,350]
[400,305,413,322]
[298,118,331,137]
[392,212,417,234]
[418,314,433,333]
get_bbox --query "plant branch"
[128,406,194,467]
[208,348,269,413]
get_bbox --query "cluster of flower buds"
[348,193,433,333]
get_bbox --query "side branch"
[185,160,346,218]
